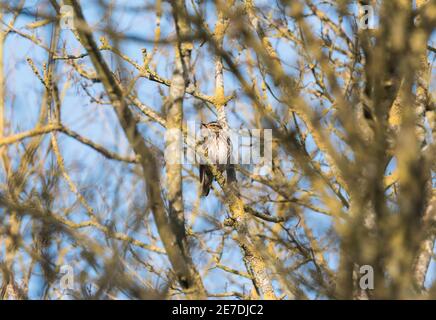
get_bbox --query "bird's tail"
[200,165,213,197]
[226,164,237,188]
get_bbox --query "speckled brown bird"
[199,121,236,196]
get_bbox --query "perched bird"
[199,121,236,196]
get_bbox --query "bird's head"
[201,121,222,133]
